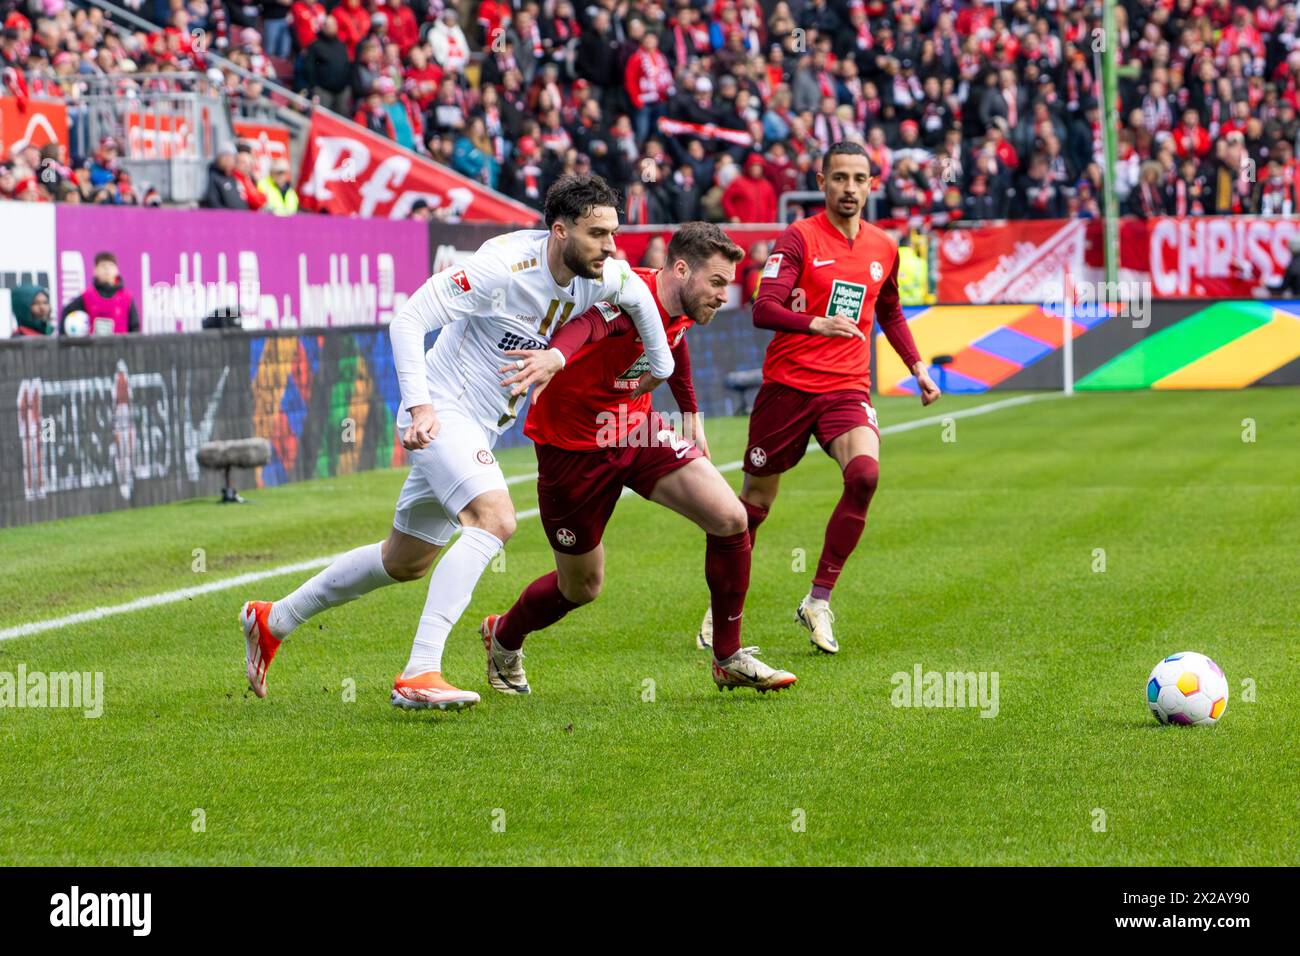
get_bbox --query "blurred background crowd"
[1,0,1299,222]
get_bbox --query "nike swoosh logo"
[813,258,836,267]
[728,613,743,621]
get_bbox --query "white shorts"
[393,402,507,546]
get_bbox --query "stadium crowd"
[1,0,1300,222]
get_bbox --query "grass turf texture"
[0,389,1296,866]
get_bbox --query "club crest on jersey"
[761,253,783,278]
[476,449,495,465]
[749,446,767,468]
[870,261,884,282]
[446,269,472,296]
[828,279,867,323]
[555,528,577,547]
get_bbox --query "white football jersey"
[390,230,674,434]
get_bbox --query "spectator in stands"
[259,158,299,215]
[452,116,498,189]
[233,144,268,210]
[59,252,139,336]
[639,235,667,269]
[87,137,119,190]
[331,0,369,59]
[352,35,384,100]
[385,0,419,59]
[722,153,777,224]
[302,15,352,115]
[625,30,674,145]
[354,85,393,138]
[10,284,54,338]
[739,240,770,301]
[201,142,249,210]
[290,0,327,53]
[262,0,293,59]
[430,7,471,76]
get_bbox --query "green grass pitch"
[0,389,1296,865]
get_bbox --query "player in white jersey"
[238,175,674,710]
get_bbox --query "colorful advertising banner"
[54,205,430,334]
[296,109,540,224]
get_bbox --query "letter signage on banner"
[54,205,430,333]
[233,121,293,179]
[938,217,1300,302]
[296,109,540,224]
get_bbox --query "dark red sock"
[706,531,751,660]
[741,498,769,548]
[495,571,579,650]
[813,456,879,594]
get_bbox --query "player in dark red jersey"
[481,222,797,694]
[697,141,942,655]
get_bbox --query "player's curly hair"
[543,174,622,227]
[666,221,744,269]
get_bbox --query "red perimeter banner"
[937,217,1300,302]
[0,96,69,162]
[297,109,540,224]
[233,120,292,180]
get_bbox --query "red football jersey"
[525,267,695,451]
[757,212,911,393]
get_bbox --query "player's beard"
[683,286,719,326]
[562,240,604,280]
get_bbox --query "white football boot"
[696,606,713,650]
[481,615,530,695]
[711,646,797,693]
[796,595,839,654]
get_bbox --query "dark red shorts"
[744,381,879,477]
[535,412,704,554]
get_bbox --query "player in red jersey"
[697,141,942,655]
[482,222,797,694]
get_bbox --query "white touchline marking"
[0,392,1062,642]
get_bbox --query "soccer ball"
[1146,652,1228,726]
[62,310,90,337]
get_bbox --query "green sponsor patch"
[828,279,866,322]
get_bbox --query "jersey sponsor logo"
[555,527,577,547]
[476,448,496,466]
[812,257,836,268]
[616,352,650,384]
[761,253,783,278]
[748,446,767,468]
[446,269,472,296]
[497,332,546,351]
[828,279,867,323]
[870,261,884,282]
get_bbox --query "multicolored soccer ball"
[1146,652,1228,726]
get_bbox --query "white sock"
[269,541,396,638]
[403,527,503,677]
